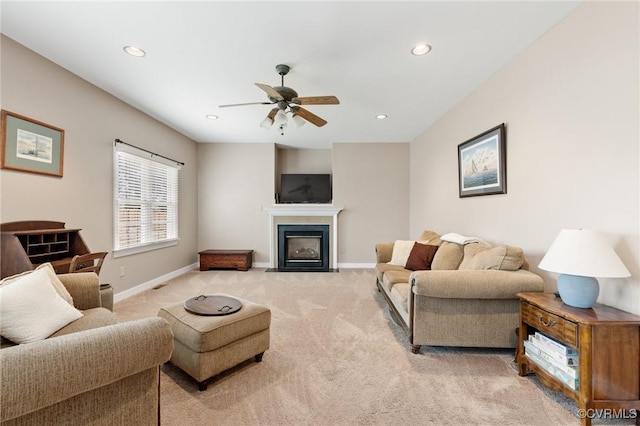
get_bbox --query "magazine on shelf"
[530,334,579,367]
[533,332,578,356]
[526,337,579,373]
[524,342,579,390]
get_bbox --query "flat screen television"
[279,174,332,204]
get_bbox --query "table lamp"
[538,229,630,308]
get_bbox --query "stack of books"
[523,332,579,390]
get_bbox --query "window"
[113,144,180,257]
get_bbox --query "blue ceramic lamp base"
[557,273,599,308]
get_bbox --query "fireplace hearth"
[276,224,332,272]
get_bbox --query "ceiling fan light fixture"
[260,116,273,129]
[274,110,288,126]
[292,113,306,128]
[411,43,432,56]
[222,64,338,131]
[123,45,146,57]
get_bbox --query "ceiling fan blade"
[292,106,328,127]
[255,83,283,101]
[219,101,273,108]
[292,96,340,105]
[267,108,278,121]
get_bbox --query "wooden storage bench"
[198,250,253,271]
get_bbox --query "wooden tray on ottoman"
[198,249,253,271]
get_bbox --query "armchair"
[0,272,174,425]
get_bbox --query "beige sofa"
[1,272,174,425]
[375,231,545,353]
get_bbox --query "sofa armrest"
[58,272,101,310]
[411,269,545,299]
[0,317,174,423]
[375,242,395,263]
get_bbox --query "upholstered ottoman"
[158,295,270,390]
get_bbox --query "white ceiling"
[1,1,580,149]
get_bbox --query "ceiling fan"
[219,64,339,134]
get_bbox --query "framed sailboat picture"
[458,123,506,198]
[1,110,64,177]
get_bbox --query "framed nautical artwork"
[458,123,506,198]
[1,110,64,177]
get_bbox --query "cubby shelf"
[1,221,90,278]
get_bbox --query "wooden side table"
[516,292,640,426]
[198,250,253,271]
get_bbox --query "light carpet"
[114,268,632,425]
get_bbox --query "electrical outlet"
[120,266,125,277]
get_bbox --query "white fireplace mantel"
[265,204,343,268]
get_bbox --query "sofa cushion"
[49,307,118,338]
[0,263,74,306]
[389,283,410,318]
[431,242,464,270]
[405,243,439,271]
[375,262,408,283]
[0,268,83,344]
[388,240,416,266]
[459,244,525,271]
[381,269,412,293]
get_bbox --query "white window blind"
[114,144,180,257]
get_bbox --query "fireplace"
[277,224,330,271]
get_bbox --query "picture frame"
[1,110,64,177]
[458,123,506,198]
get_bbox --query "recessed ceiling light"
[123,46,146,57]
[206,114,219,120]
[411,43,432,56]
[376,114,388,120]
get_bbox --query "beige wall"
[410,2,639,314]
[197,143,275,263]
[333,143,410,264]
[0,35,199,294]
[276,147,332,174]
[196,142,410,266]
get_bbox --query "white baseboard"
[113,262,198,302]
[338,263,375,269]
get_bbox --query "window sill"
[113,239,179,258]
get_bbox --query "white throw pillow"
[0,263,74,306]
[0,268,83,344]
[387,240,416,266]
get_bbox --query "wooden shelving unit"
[1,221,90,278]
[517,292,640,426]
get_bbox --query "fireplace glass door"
[286,236,322,263]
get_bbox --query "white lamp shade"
[538,229,630,278]
[292,114,306,128]
[274,110,288,126]
[259,116,273,129]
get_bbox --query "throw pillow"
[405,243,439,271]
[387,240,416,266]
[458,244,525,271]
[0,268,83,344]
[430,242,464,270]
[417,230,440,244]
[0,263,74,306]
